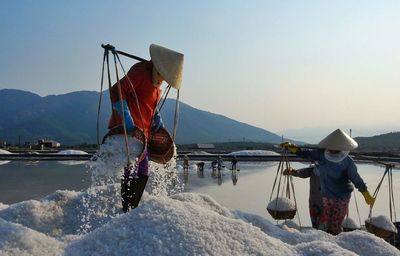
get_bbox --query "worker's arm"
[151,109,165,132]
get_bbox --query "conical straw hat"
[150,44,184,90]
[318,129,358,151]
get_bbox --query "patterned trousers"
[319,197,350,235]
[309,204,322,229]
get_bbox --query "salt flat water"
[0,161,91,204]
[0,160,398,227]
[185,161,400,227]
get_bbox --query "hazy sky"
[1,0,399,140]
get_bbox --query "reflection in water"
[196,162,205,178]
[211,169,217,179]
[0,160,11,165]
[217,175,223,186]
[231,169,238,186]
[58,160,89,166]
[183,171,189,183]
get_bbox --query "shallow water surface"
[185,161,400,227]
[0,161,90,204]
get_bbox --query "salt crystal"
[57,150,88,155]
[342,217,359,229]
[366,215,397,233]
[0,149,11,165]
[267,197,296,211]
[281,220,300,230]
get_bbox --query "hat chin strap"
[324,150,349,163]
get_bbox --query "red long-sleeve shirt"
[108,61,161,139]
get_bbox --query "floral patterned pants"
[309,204,322,229]
[319,197,349,235]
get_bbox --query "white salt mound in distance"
[0,149,12,154]
[0,149,12,165]
[0,202,9,210]
[229,150,279,156]
[342,217,359,229]
[267,197,296,211]
[366,215,398,233]
[57,150,88,155]
[57,150,89,165]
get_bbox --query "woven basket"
[365,221,397,239]
[148,127,174,164]
[267,208,297,220]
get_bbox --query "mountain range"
[0,89,284,145]
[1,89,398,152]
[354,132,400,152]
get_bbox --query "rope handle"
[267,150,302,228]
[114,52,147,133]
[112,52,131,164]
[368,165,392,219]
[101,44,149,166]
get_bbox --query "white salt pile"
[0,218,65,256]
[267,197,296,211]
[189,151,212,155]
[342,217,360,230]
[57,150,89,165]
[366,215,398,233]
[228,150,279,156]
[0,202,8,210]
[57,150,88,155]
[0,149,12,165]
[2,192,399,256]
[0,149,12,154]
[280,220,301,231]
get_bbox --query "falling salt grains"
[366,215,398,233]
[147,147,184,197]
[87,135,144,185]
[267,197,296,211]
[77,136,144,234]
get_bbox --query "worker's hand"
[279,142,299,154]
[113,100,136,132]
[283,167,296,175]
[152,109,165,132]
[362,191,375,206]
